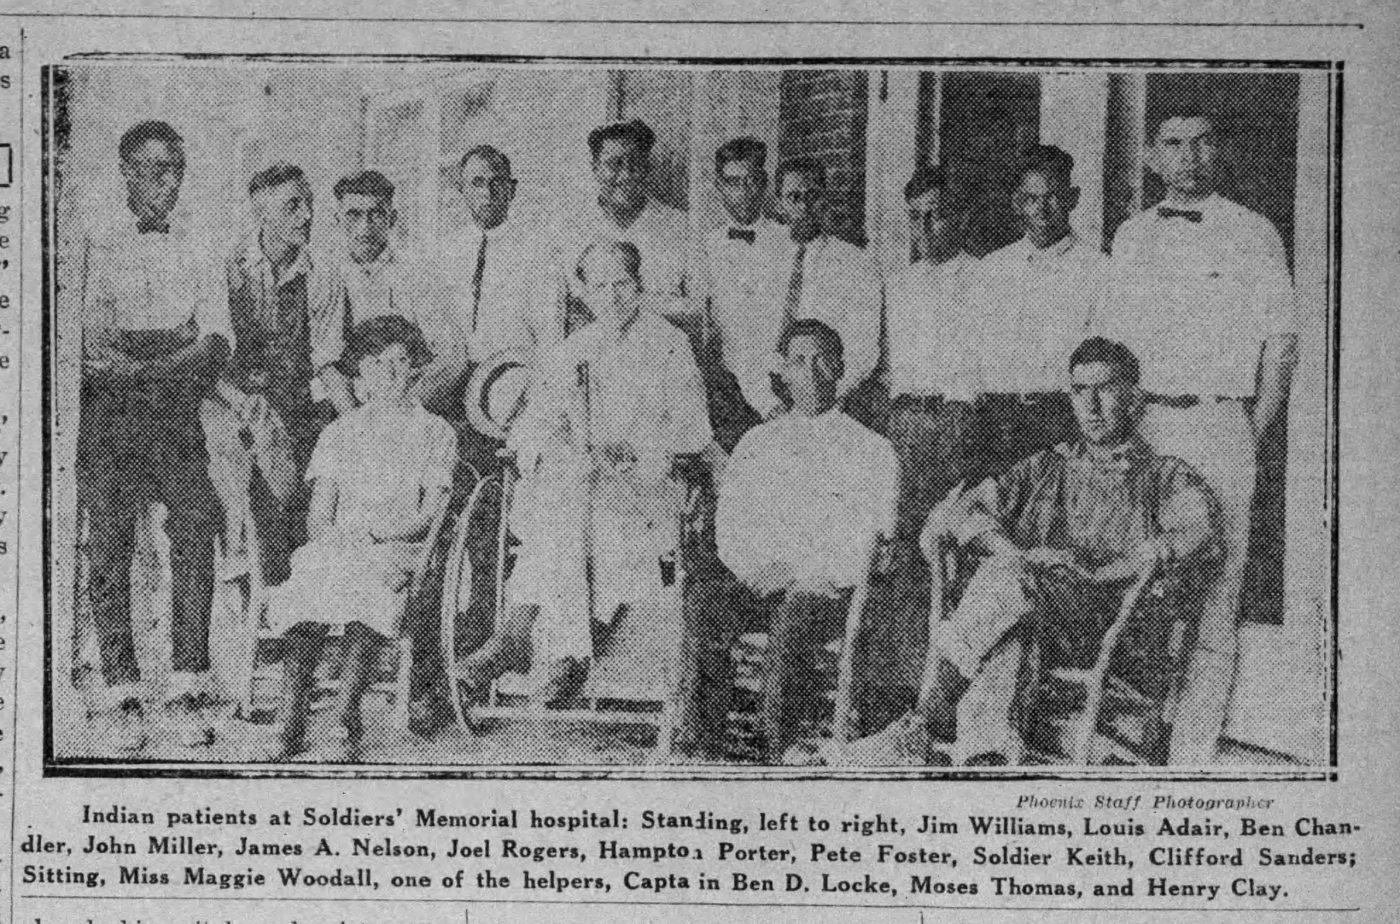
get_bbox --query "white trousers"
[1138,400,1256,765]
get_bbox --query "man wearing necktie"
[1098,108,1299,764]
[700,137,788,446]
[766,157,882,415]
[77,121,234,753]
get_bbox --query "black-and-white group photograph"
[43,59,1337,774]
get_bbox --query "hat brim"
[464,350,532,442]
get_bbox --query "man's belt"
[979,391,1062,405]
[1146,393,1240,409]
[891,393,947,411]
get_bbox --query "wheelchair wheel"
[440,471,511,733]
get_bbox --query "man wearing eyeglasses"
[77,120,233,753]
[967,145,1107,465]
[557,120,703,328]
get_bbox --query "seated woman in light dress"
[264,315,458,761]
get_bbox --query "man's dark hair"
[775,156,827,192]
[575,240,643,284]
[587,119,656,160]
[248,161,308,198]
[333,169,395,204]
[458,144,513,178]
[119,120,185,164]
[1150,106,1222,142]
[715,137,767,174]
[904,164,948,202]
[1015,145,1075,190]
[347,314,433,372]
[1069,336,1140,385]
[778,318,846,383]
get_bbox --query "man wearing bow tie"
[1098,108,1298,764]
[78,120,235,752]
[700,137,789,438]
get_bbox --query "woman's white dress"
[267,403,458,637]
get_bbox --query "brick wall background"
[777,70,869,246]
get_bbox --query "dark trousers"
[250,395,324,586]
[887,398,987,547]
[878,399,988,696]
[979,393,1077,475]
[79,391,222,688]
[760,590,851,761]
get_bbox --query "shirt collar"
[1019,230,1079,264]
[594,195,658,232]
[724,216,778,234]
[786,232,832,255]
[1157,192,1227,217]
[466,216,515,243]
[916,249,976,278]
[243,234,312,288]
[1057,434,1152,470]
[343,244,396,279]
[123,208,188,239]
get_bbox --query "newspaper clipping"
[0,3,1396,923]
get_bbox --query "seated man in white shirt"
[706,319,898,762]
[458,240,713,705]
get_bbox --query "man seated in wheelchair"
[261,315,459,760]
[853,336,1223,766]
[459,240,713,705]
[705,319,898,763]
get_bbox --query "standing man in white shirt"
[1099,108,1298,763]
[712,319,898,762]
[78,121,232,752]
[557,119,703,332]
[971,145,1106,466]
[318,170,464,419]
[884,165,987,564]
[446,145,556,366]
[769,157,883,410]
[700,137,788,443]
